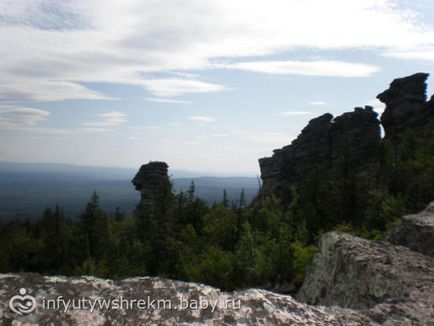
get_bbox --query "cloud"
[125,136,142,141]
[82,111,126,127]
[221,60,379,77]
[183,141,201,146]
[281,111,313,116]
[188,116,216,123]
[129,125,160,130]
[141,79,225,97]
[382,47,434,61]
[145,97,192,104]
[1,1,433,102]
[211,133,229,137]
[308,101,328,106]
[0,106,50,128]
[81,127,112,133]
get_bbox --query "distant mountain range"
[0,162,259,221]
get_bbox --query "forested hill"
[0,162,258,221]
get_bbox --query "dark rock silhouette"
[259,107,380,197]
[260,73,434,199]
[132,161,170,211]
[377,72,432,138]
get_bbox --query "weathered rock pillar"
[132,161,170,212]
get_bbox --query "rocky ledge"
[2,203,434,325]
[387,201,434,257]
[1,273,374,325]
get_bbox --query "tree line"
[0,123,433,291]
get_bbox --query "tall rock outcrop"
[377,72,433,138]
[259,73,434,199]
[259,106,380,197]
[132,161,170,212]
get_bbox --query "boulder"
[1,273,376,325]
[387,201,434,257]
[298,232,434,325]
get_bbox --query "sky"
[1,0,434,175]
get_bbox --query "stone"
[259,73,434,200]
[387,201,434,257]
[298,231,434,325]
[377,72,433,138]
[259,107,380,197]
[132,161,170,212]
[1,273,376,325]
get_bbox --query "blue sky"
[1,0,434,175]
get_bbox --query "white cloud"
[141,79,225,97]
[222,60,379,77]
[81,127,112,133]
[145,97,192,104]
[82,111,126,127]
[129,125,160,130]
[0,106,50,128]
[167,122,181,127]
[188,116,216,123]
[211,133,229,137]
[308,101,328,106]
[1,0,433,101]
[382,47,434,61]
[183,141,201,146]
[281,111,313,116]
[125,136,142,141]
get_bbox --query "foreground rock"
[298,232,434,325]
[387,202,434,257]
[1,273,375,325]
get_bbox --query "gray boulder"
[1,273,376,325]
[387,201,434,257]
[298,232,434,325]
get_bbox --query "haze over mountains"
[0,161,258,221]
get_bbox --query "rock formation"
[387,201,434,257]
[1,273,376,325]
[377,72,433,138]
[132,161,170,211]
[298,201,434,325]
[2,202,434,325]
[260,73,434,198]
[259,106,380,197]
